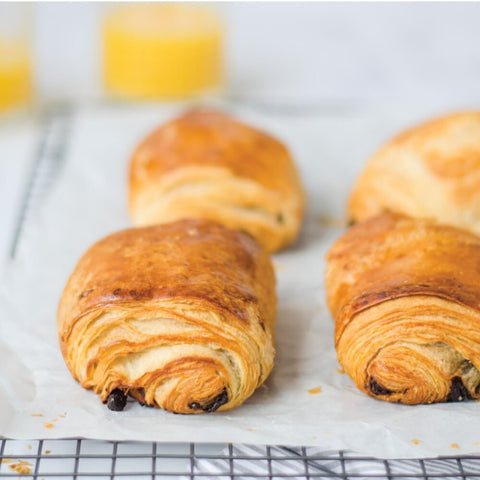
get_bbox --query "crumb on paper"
[316,215,348,228]
[45,450,51,455]
[308,386,322,395]
[51,418,58,423]
[58,413,66,418]
[450,443,460,449]
[411,439,421,445]
[246,428,255,432]
[474,441,480,446]
[335,368,345,374]
[30,413,43,417]
[1,458,12,464]
[27,445,32,450]
[273,261,286,272]
[43,423,54,429]
[9,460,32,475]
[312,435,317,440]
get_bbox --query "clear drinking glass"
[0,3,32,114]
[102,2,224,100]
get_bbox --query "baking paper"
[1,104,478,458]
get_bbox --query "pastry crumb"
[1,458,12,464]
[51,418,58,422]
[43,422,54,429]
[308,386,322,395]
[45,450,51,455]
[474,441,480,446]
[411,439,421,445]
[312,435,317,440]
[27,445,32,450]
[335,368,345,374]
[30,413,43,417]
[450,443,460,449]
[9,460,32,475]
[273,261,286,271]
[58,413,66,418]
[246,428,255,432]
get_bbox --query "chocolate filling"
[107,388,127,411]
[446,376,471,402]
[368,378,393,396]
[189,388,229,412]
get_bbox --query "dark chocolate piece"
[189,388,229,412]
[446,376,471,402]
[368,378,393,396]
[107,389,127,411]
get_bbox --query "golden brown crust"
[58,219,276,413]
[128,109,305,252]
[348,112,480,234]
[326,212,480,404]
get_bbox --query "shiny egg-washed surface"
[129,109,305,252]
[349,112,480,235]
[326,213,480,404]
[57,219,276,413]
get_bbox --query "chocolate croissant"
[348,112,480,235]
[326,212,480,404]
[128,109,305,252]
[58,219,276,413]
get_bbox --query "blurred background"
[1,2,480,111]
[1,1,480,259]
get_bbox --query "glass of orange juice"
[0,3,32,114]
[103,3,224,100]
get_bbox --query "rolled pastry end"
[327,213,480,405]
[101,357,232,413]
[355,341,480,405]
[58,219,276,414]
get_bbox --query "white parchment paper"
[1,104,478,458]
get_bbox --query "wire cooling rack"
[4,104,480,479]
[2,439,480,479]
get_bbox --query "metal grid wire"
[2,439,480,479]
[4,105,480,479]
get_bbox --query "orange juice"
[103,4,223,99]
[0,40,31,112]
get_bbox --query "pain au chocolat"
[348,112,480,235]
[326,212,480,405]
[128,109,305,253]
[58,219,276,413]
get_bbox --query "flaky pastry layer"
[58,219,276,413]
[129,109,305,252]
[348,112,480,235]
[326,212,480,404]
